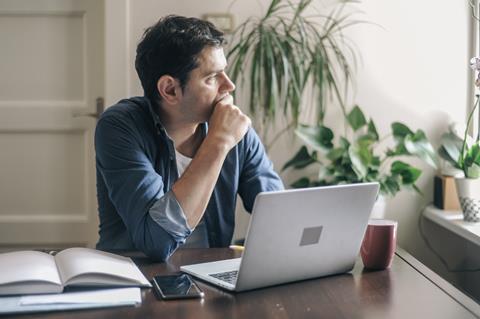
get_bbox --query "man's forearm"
[171,137,229,228]
[172,93,251,229]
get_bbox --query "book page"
[54,248,150,287]
[0,251,62,295]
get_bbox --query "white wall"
[105,0,473,263]
[346,0,471,267]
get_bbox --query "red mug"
[361,219,397,270]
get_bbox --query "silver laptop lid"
[235,182,379,291]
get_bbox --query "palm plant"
[227,0,362,142]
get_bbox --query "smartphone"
[152,274,204,300]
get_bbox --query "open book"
[0,248,151,296]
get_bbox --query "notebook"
[181,182,379,292]
[0,247,151,296]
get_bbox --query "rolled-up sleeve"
[149,191,192,241]
[238,128,284,212]
[95,114,190,261]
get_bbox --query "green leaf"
[367,119,379,141]
[317,165,329,181]
[388,123,418,157]
[327,147,345,161]
[403,130,438,168]
[386,143,411,157]
[412,183,423,195]
[295,125,334,152]
[347,105,367,131]
[475,145,480,165]
[380,176,400,197]
[282,146,316,171]
[356,134,376,147]
[466,163,480,178]
[439,131,463,165]
[464,144,480,178]
[290,177,311,188]
[465,144,480,166]
[386,148,397,157]
[339,137,350,149]
[348,143,371,179]
[371,155,381,168]
[392,122,414,139]
[390,161,422,185]
[310,180,329,187]
[438,146,461,169]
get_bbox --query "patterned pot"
[455,178,480,222]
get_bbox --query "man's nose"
[221,73,236,93]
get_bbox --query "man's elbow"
[133,226,180,262]
[142,246,175,262]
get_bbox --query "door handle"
[73,97,105,119]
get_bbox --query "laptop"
[180,182,379,292]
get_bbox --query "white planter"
[455,178,480,222]
[370,195,386,219]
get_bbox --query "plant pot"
[455,178,480,222]
[433,175,461,210]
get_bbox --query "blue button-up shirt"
[95,97,284,261]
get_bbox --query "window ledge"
[423,205,480,246]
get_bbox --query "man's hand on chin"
[206,94,251,152]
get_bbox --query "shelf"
[423,205,480,246]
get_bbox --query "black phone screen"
[152,274,204,300]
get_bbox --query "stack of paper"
[0,287,142,315]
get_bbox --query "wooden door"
[0,0,104,249]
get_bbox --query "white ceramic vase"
[455,178,480,222]
[370,195,386,219]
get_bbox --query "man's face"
[177,46,235,123]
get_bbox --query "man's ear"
[157,75,182,104]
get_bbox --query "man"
[95,15,283,261]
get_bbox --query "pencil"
[229,245,245,251]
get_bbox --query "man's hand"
[206,95,251,152]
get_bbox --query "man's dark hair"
[135,15,225,104]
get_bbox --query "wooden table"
[4,248,480,319]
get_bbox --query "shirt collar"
[145,97,164,132]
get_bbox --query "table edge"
[396,247,480,318]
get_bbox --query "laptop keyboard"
[209,270,238,285]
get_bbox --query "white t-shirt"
[175,149,192,177]
[175,149,209,248]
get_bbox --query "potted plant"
[227,0,361,145]
[438,92,480,222]
[431,0,480,222]
[282,105,438,217]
